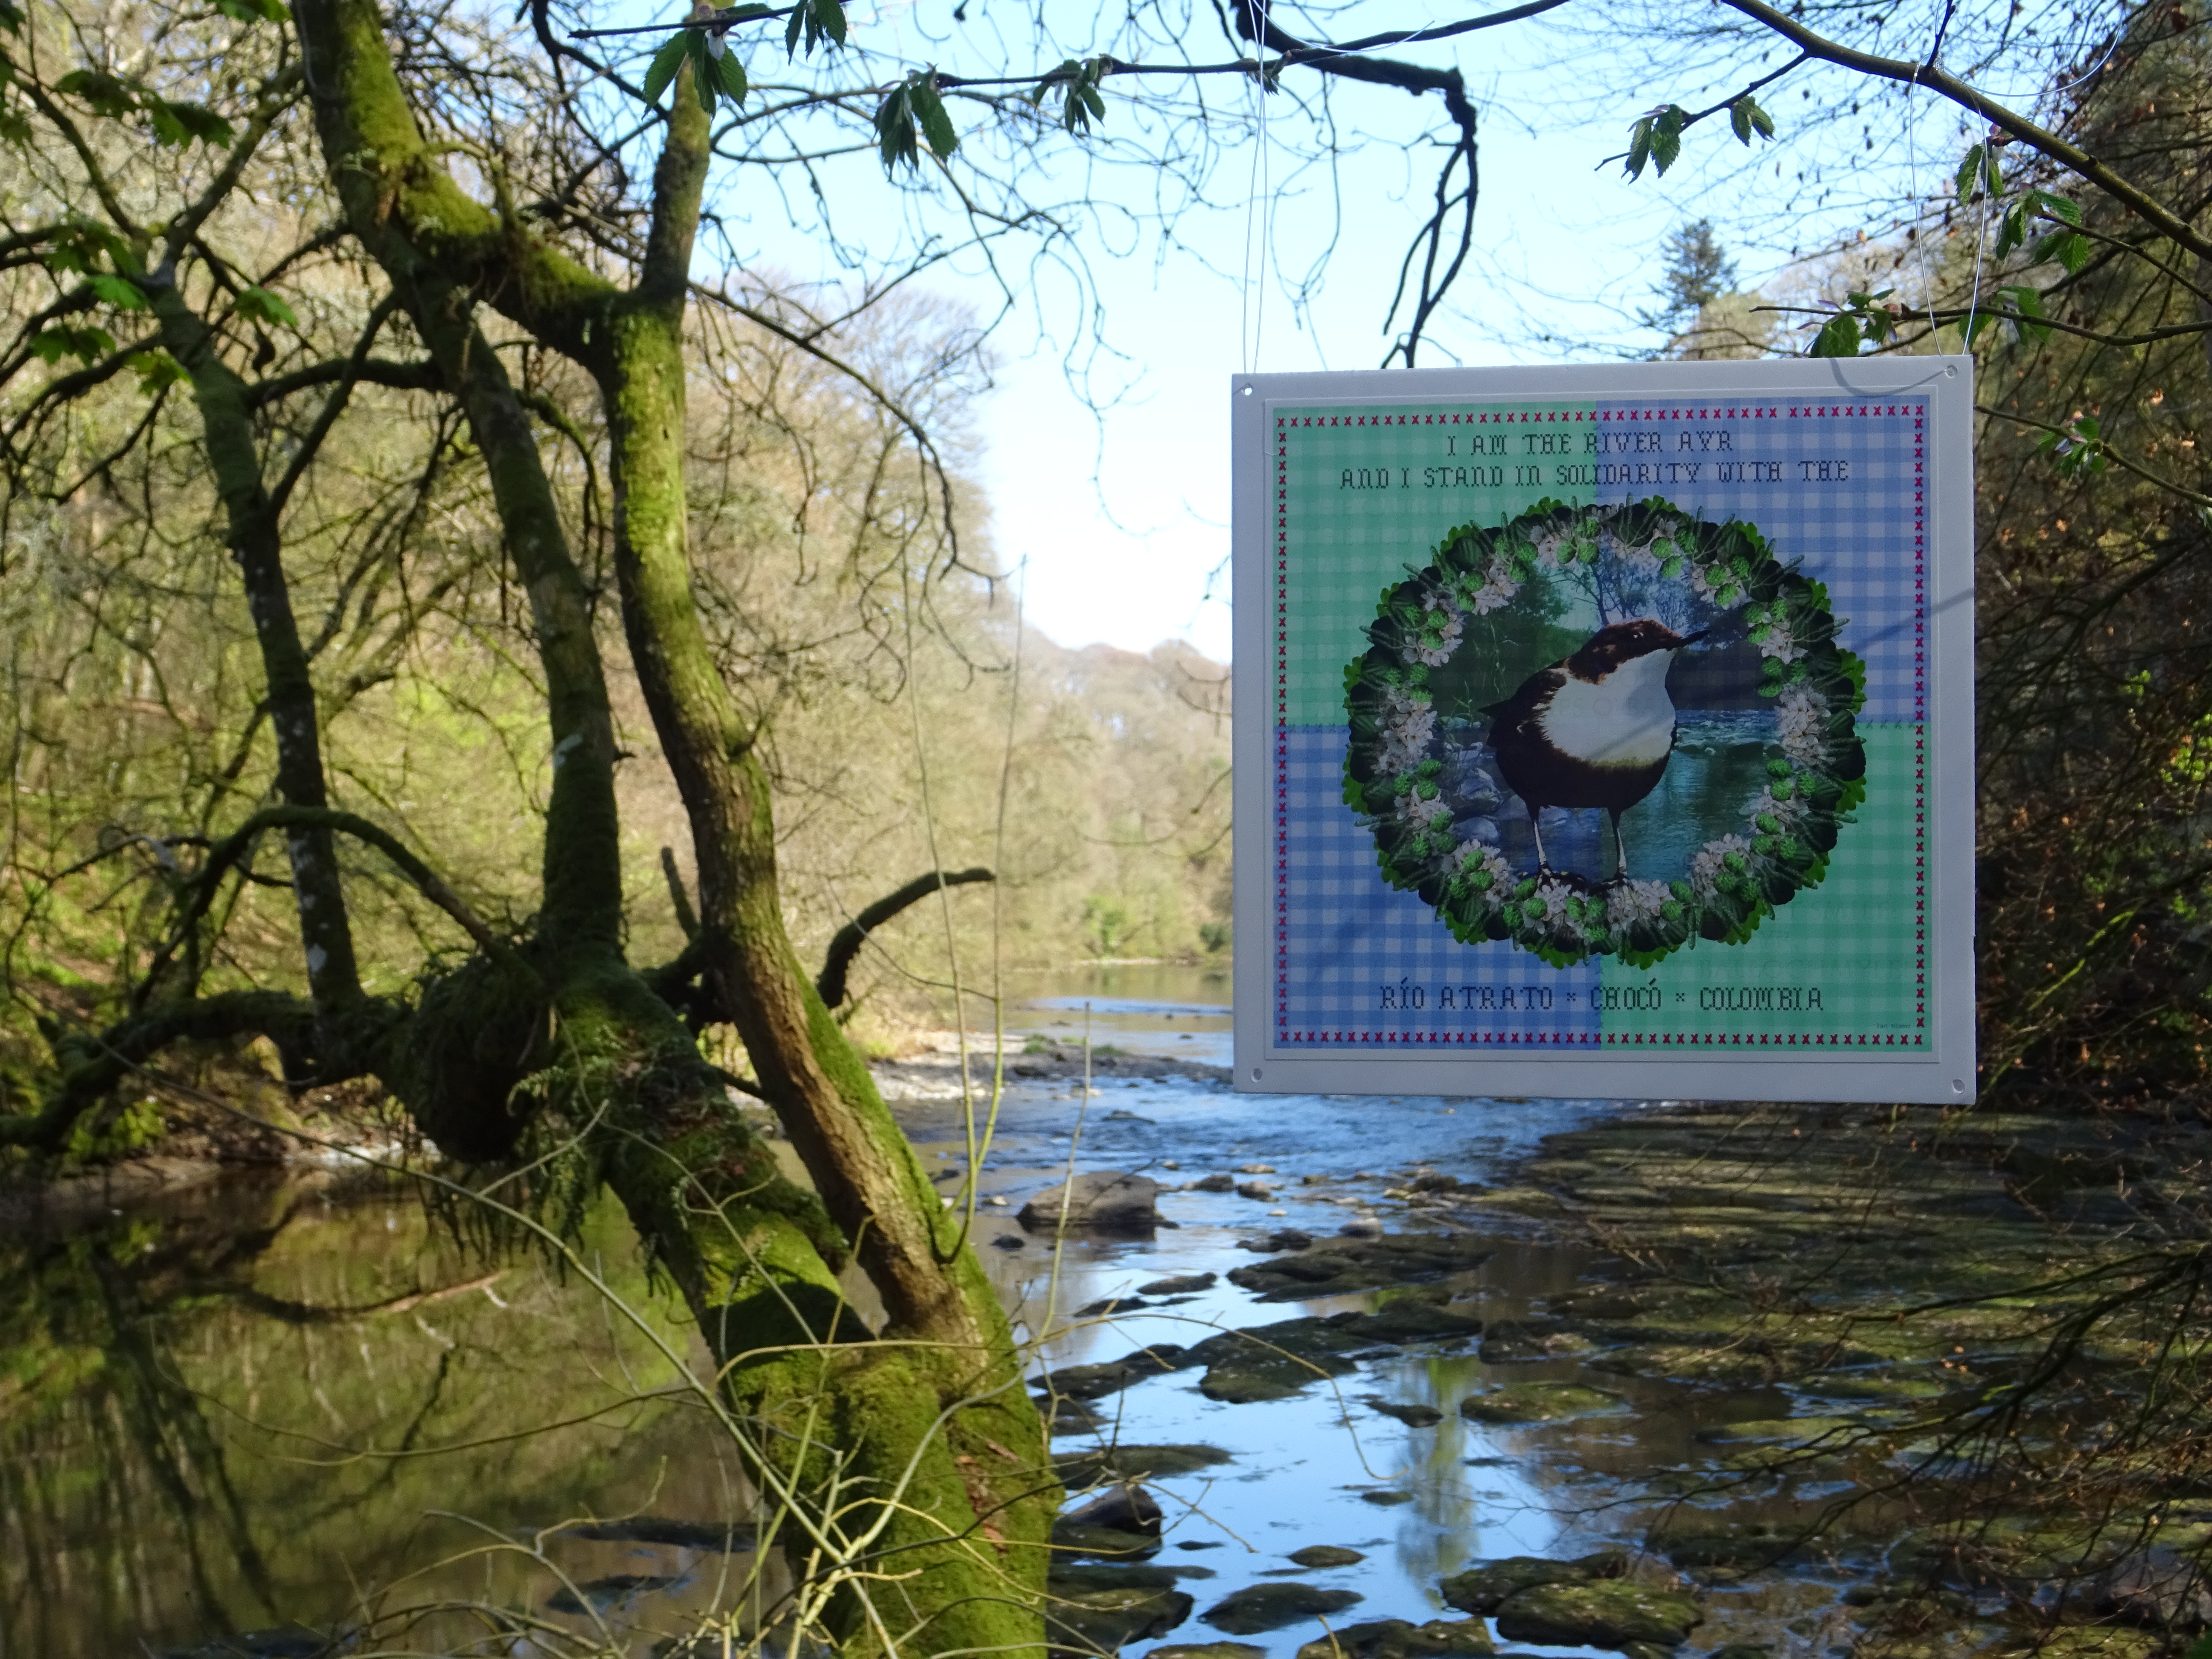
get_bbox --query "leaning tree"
[0,0,1519,1646]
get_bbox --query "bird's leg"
[1530,811,1549,872]
[1609,809,1629,883]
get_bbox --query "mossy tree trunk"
[283,2,1058,1648]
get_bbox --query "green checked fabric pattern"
[1269,396,1928,1052]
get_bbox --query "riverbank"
[1028,1096,2212,1659]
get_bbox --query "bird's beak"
[1676,629,1708,647]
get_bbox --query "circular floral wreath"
[1342,498,1868,968]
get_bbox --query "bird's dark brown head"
[1567,619,1705,679]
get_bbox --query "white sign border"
[1231,358,1976,1105]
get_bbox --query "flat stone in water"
[1366,1398,1445,1427]
[1225,1234,1496,1301]
[1150,1646,1268,1659]
[1459,1382,1624,1424]
[1359,1489,1415,1506]
[1045,1583,1195,1651]
[1338,1302,1483,1345]
[1056,1443,1234,1486]
[1287,1545,1367,1568]
[1294,1620,1495,1659]
[1138,1272,1218,1295]
[1439,1551,1627,1616]
[1052,1522,1161,1560]
[1038,1343,1190,1400]
[1477,1320,1598,1362]
[1201,1583,1364,1635]
[1186,1318,1367,1403]
[1492,1580,1702,1650]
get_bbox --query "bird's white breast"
[1537,652,1677,767]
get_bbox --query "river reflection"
[3,975,1682,1658]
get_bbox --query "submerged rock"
[1021,1171,1162,1233]
[1238,1228,1315,1252]
[1491,1580,1702,1650]
[1293,1618,1496,1659]
[1459,1382,1624,1424]
[1652,1521,1810,1573]
[1074,1295,1151,1318]
[1138,1272,1219,1295]
[1036,1344,1189,1400]
[1045,1583,1194,1651]
[1186,1317,1366,1403]
[1150,1645,1266,1659]
[1056,1444,1233,1486]
[1225,1234,1495,1301]
[1052,1521,1162,1559]
[1338,1301,1482,1345]
[1439,1551,1627,1616]
[1366,1397,1445,1427]
[1061,1481,1164,1537]
[1477,1320,1598,1362]
[1288,1545,1367,1569]
[1201,1583,1365,1635]
[1191,1173,1238,1193]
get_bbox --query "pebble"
[1339,1217,1385,1239]
[1235,1182,1277,1201]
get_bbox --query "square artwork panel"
[1231,361,1974,1103]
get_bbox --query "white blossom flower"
[1376,683,1437,777]
[1756,621,1807,665]
[1403,789,1452,830]
[1690,833,1753,902]
[1463,558,1519,617]
[1775,684,1830,768]
[1746,785,1810,827]
[1605,879,1673,929]
[1527,874,1589,940]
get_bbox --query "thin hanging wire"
[1238,0,1271,372]
[1903,68,1942,341]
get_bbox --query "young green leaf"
[687,30,717,111]
[1624,114,1654,180]
[0,1,23,33]
[2024,187,2081,227]
[642,32,688,106]
[715,49,748,105]
[234,285,298,329]
[88,273,148,310]
[2030,226,2091,274]
[159,101,235,147]
[1650,105,1685,174]
[1994,282,2051,344]
[29,324,115,364]
[1728,93,1774,145]
[812,0,846,45]
[909,73,956,159]
[874,84,917,170]
[1954,142,1984,203]
[55,69,134,118]
[128,350,187,394]
[1809,313,1861,358]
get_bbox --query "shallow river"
[1,966,1792,1659]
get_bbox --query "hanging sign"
[1231,360,1975,1103]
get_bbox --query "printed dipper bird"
[1482,618,1706,880]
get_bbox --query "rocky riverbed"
[13,970,2212,1659]
[952,1077,2212,1659]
